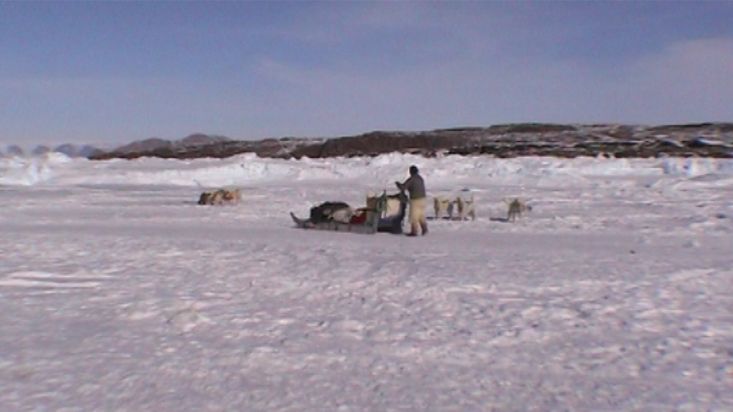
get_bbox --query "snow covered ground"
[1,153,732,411]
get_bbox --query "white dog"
[455,193,476,221]
[433,196,455,219]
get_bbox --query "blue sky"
[1,1,732,147]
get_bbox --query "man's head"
[409,165,419,176]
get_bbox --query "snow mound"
[661,157,733,177]
[0,153,72,186]
[2,152,733,188]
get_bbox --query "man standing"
[395,165,428,236]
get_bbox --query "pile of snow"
[2,152,733,188]
[661,157,733,177]
[0,152,72,186]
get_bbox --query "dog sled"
[290,191,407,235]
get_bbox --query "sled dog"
[505,198,530,222]
[433,196,455,219]
[456,194,476,221]
[198,188,241,206]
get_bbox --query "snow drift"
[3,152,733,188]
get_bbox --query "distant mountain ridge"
[90,123,733,160]
[1,134,227,159]
[111,133,230,155]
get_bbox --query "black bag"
[309,201,350,223]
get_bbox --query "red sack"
[350,211,367,224]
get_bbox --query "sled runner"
[290,211,379,234]
[290,191,407,235]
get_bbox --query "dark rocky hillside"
[109,134,229,156]
[90,123,733,161]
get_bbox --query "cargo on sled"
[290,191,407,234]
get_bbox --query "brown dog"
[505,198,530,222]
[198,188,241,205]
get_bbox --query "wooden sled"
[290,191,407,235]
[290,212,379,234]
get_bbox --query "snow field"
[1,153,732,411]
